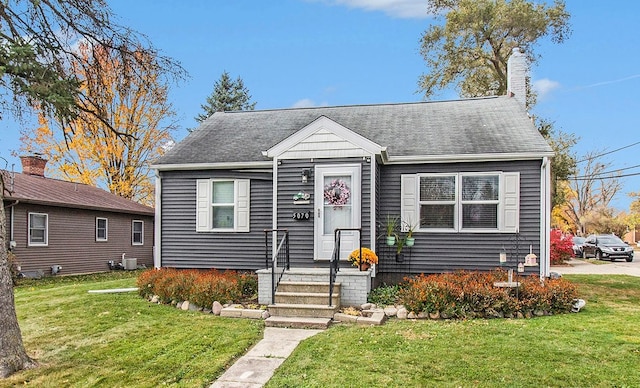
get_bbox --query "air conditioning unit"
[122,257,137,271]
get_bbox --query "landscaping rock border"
[145,295,582,324]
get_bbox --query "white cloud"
[291,98,318,108]
[291,99,330,108]
[309,0,431,19]
[532,78,560,100]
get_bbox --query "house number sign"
[292,211,311,220]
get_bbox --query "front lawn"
[267,274,640,387]
[2,271,263,387]
[4,273,640,387]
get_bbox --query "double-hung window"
[96,217,108,241]
[132,220,144,245]
[28,213,48,246]
[461,175,499,229]
[196,179,250,232]
[401,172,519,233]
[418,175,456,229]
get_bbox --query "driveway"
[551,257,640,277]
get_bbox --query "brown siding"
[7,203,154,275]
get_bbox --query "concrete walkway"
[552,257,640,277]
[210,327,322,388]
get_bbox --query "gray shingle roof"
[156,96,552,165]
[4,172,154,215]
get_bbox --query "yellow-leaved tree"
[21,42,176,206]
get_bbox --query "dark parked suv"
[581,234,634,262]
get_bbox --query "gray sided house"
[3,156,154,276]
[154,99,553,282]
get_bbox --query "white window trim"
[28,212,48,247]
[402,172,519,234]
[196,178,250,233]
[96,217,108,242]
[132,220,144,245]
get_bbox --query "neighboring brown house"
[3,155,154,276]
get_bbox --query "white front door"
[314,164,361,260]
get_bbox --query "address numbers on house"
[292,211,311,220]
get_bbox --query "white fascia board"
[384,151,555,164]
[152,161,272,171]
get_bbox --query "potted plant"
[385,215,398,246]
[404,220,417,247]
[347,247,379,271]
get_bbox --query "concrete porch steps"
[267,281,341,328]
[264,316,332,330]
[274,291,340,306]
[268,303,338,318]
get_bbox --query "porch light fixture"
[301,169,310,183]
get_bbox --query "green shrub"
[368,284,401,306]
[399,270,578,319]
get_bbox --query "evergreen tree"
[194,71,256,123]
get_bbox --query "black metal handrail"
[264,229,289,305]
[329,228,362,306]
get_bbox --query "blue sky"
[1,0,639,210]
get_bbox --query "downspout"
[6,200,20,246]
[369,154,377,277]
[271,158,279,259]
[541,157,551,278]
[153,171,161,269]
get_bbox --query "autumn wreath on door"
[324,178,350,208]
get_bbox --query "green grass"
[1,271,263,388]
[267,274,640,387]
[4,273,640,387]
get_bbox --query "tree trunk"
[0,177,37,378]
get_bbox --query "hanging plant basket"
[386,235,396,246]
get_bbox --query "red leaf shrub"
[399,270,578,319]
[136,268,258,307]
[550,229,574,265]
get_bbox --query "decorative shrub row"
[398,270,578,319]
[137,268,257,307]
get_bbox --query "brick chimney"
[20,155,48,177]
[507,47,527,108]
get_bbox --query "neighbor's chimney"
[507,47,527,108]
[20,154,48,177]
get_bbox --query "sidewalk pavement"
[552,257,640,277]
[210,327,322,388]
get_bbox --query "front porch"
[256,267,373,306]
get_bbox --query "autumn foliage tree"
[554,152,622,235]
[0,0,183,378]
[21,43,176,205]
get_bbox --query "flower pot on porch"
[395,252,405,262]
[359,262,371,271]
[386,236,396,246]
[405,237,415,247]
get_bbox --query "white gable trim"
[264,116,385,159]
